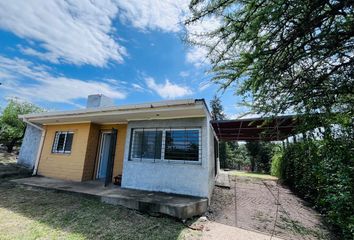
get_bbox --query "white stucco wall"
[121,118,214,198]
[207,120,216,200]
[18,124,42,169]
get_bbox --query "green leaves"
[185,0,354,127]
[274,138,354,238]
[0,99,43,152]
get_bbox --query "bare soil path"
[205,173,332,240]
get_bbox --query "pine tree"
[186,0,353,129]
[210,95,225,121]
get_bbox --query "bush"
[270,146,283,177]
[246,141,274,173]
[273,137,354,238]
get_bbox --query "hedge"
[271,137,354,238]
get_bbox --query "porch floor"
[12,177,208,220]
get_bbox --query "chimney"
[86,94,114,108]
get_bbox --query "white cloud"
[0,0,127,67]
[179,71,190,77]
[0,0,193,67]
[186,47,209,68]
[116,0,189,32]
[131,83,144,91]
[185,17,222,67]
[145,77,192,99]
[198,81,212,91]
[0,0,220,71]
[0,55,126,105]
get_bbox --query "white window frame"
[52,131,74,154]
[129,128,202,164]
[130,128,164,162]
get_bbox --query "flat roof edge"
[20,99,202,120]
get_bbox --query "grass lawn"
[228,170,278,180]
[0,152,198,240]
[0,179,199,240]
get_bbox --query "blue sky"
[0,0,248,118]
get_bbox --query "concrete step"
[13,176,208,220]
[215,173,231,188]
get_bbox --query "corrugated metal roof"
[211,115,299,141]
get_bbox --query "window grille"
[129,128,201,164]
[164,129,200,162]
[130,129,163,162]
[52,131,74,154]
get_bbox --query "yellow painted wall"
[37,122,127,182]
[37,123,91,181]
[82,123,100,181]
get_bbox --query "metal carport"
[211,115,299,141]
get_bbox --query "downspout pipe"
[22,117,45,175]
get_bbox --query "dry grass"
[0,151,17,164]
[0,151,196,240]
[228,170,278,180]
[0,180,197,240]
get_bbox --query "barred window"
[164,129,200,161]
[129,128,201,163]
[130,129,163,160]
[52,131,74,154]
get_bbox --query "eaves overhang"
[20,99,208,125]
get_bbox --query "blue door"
[97,133,112,180]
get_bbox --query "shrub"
[274,137,354,238]
[270,146,283,177]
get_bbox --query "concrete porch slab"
[215,172,231,189]
[12,177,208,220]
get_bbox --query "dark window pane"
[52,131,74,153]
[56,133,65,151]
[64,133,73,152]
[131,130,162,159]
[164,130,199,161]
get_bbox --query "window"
[129,128,201,163]
[130,129,162,160]
[52,131,74,154]
[164,129,200,161]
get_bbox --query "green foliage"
[219,141,243,169]
[222,142,251,169]
[270,146,283,177]
[0,99,42,152]
[210,95,225,121]
[245,141,274,173]
[232,144,251,169]
[187,1,354,237]
[186,0,353,125]
[210,95,230,168]
[274,137,354,238]
[218,141,226,168]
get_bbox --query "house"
[18,95,219,200]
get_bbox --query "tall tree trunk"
[5,128,26,153]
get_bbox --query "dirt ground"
[0,150,31,178]
[205,175,332,240]
[0,151,333,240]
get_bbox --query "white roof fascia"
[20,103,206,124]
[19,99,197,120]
